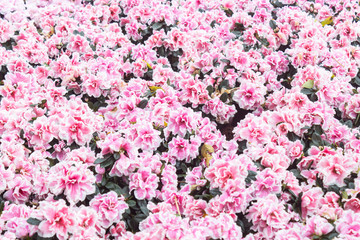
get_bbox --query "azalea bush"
[0,0,360,239]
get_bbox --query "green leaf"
[0,200,4,215]
[134,213,147,223]
[290,169,306,181]
[300,88,315,95]
[355,113,360,127]
[312,132,323,146]
[309,93,318,102]
[342,190,348,199]
[213,58,220,67]
[328,185,340,194]
[292,192,303,216]
[324,231,339,239]
[238,140,247,153]
[105,182,123,196]
[245,170,257,184]
[344,120,353,128]
[269,19,277,30]
[210,20,217,28]
[152,22,164,30]
[220,59,230,64]
[94,158,107,164]
[354,76,360,86]
[218,79,229,90]
[119,186,130,198]
[287,132,300,141]
[314,125,323,135]
[100,175,108,186]
[316,174,324,189]
[206,85,214,95]
[114,152,120,160]
[232,31,242,37]
[302,80,314,89]
[138,99,148,109]
[27,218,42,226]
[100,156,115,168]
[138,200,149,216]
[209,188,222,196]
[220,92,228,102]
[73,30,85,36]
[127,200,136,207]
[31,234,53,240]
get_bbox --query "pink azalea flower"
[183,198,207,220]
[38,200,76,240]
[168,136,190,160]
[28,116,56,149]
[336,210,360,238]
[90,191,128,228]
[166,108,197,137]
[235,116,272,145]
[58,116,92,146]
[253,168,282,198]
[76,206,98,230]
[202,97,236,124]
[3,176,32,204]
[344,198,360,213]
[110,221,127,238]
[247,194,291,239]
[67,35,89,53]
[185,166,207,188]
[130,168,159,200]
[303,215,334,238]
[1,203,35,238]
[81,74,103,98]
[301,187,323,219]
[317,154,355,187]
[204,159,247,190]
[48,161,96,204]
[232,81,267,110]
[178,75,209,108]
[133,122,161,151]
[0,19,14,43]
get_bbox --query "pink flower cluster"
[1,0,360,239]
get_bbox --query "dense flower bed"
[1,0,360,239]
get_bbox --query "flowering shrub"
[1,0,360,239]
